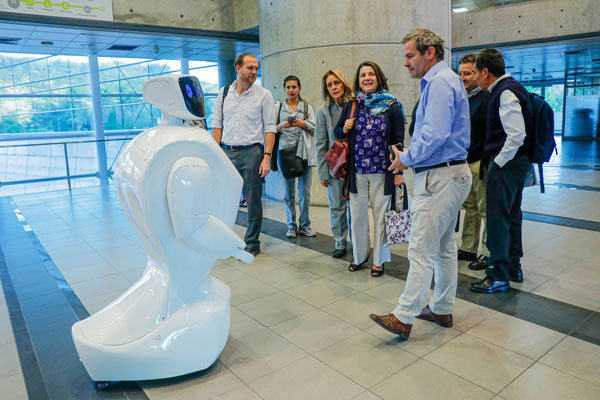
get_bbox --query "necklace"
[365,107,374,130]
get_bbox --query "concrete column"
[88,53,109,184]
[180,57,189,75]
[218,58,236,88]
[258,0,451,205]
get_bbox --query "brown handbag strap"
[350,100,357,119]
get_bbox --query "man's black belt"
[414,159,467,174]
[221,143,262,151]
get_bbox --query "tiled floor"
[1,153,600,399]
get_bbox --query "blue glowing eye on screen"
[185,84,193,99]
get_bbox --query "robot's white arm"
[167,158,253,264]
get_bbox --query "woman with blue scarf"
[334,61,405,277]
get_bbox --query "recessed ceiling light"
[452,7,468,13]
[80,43,96,48]
[41,41,53,46]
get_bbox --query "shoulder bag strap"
[220,84,230,121]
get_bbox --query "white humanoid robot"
[72,75,252,385]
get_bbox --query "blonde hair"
[321,69,353,105]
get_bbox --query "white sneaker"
[286,227,297,238]
[299,227,317,237]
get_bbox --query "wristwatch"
[264,152,272,157]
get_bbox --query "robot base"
[72,275,230,382]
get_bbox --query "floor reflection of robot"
[71,75,253,387]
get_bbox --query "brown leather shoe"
[416,305,453,328]
[369,313,412,340]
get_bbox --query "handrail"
[0,136,134,192]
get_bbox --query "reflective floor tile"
[362,279,406,304]
[540,336,600,386]
[237,291,315,327]
[0,373,27,400]
[228,276,278,306]
[466,312,565,360]
[248,356,363,400]
[211,265,250,283]
[291,254,348,277]
[325,268,395,292]
[424,334,534,393]
[271,309,360,354]
[451,298,498,332]
[230,255,287,277]
[321,292,394,330]
[371,359,494,400]
[80,289,125,315]
[352,391,383,400]
[212,385,262,400]
[61,262,118,285]
[533,278,600,311]
[367,318,462,357]
[121,267,145,284]
[314,331,417,388]
[285,278,359,308]
[70,274,132,300]
[0,342,20,380]
[219,328,307,383]
[229,307,265,340]
[141,361,243,400]
[499,363,600,400]
[254,265,319,290]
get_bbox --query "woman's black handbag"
[278,145,307,179]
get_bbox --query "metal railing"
[0,136,137,192]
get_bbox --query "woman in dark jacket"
[334,61,405,277]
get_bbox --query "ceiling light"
[41,41,53,46]
[452,7,468,13]
[80,43,96,48]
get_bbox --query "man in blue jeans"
[369,28,471,340]
[212,53,276,257]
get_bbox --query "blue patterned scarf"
[356,90,403,117]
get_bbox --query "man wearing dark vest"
[471,48,533,293]
[457,54,491,271]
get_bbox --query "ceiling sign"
[0,0,113,22]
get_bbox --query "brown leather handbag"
[325,100,356,179]
[324,101,356,200]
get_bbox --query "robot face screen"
[178,76,206,119]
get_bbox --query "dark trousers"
[224,144,264,250]
[485,153,530,282]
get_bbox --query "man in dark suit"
[471,48,533,293]
[457,54,491,271]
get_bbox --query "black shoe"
[458,250,477,262]
[370,264,385,277]
[468,255,489,271]
[332,248,346,258]
[348,257,369,272]
[470,277,510,293]
[244,247,260,257]
[509,270,524,283]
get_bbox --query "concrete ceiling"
[452,35,600,83]
[0,20,260,62]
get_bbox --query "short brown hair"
[401,28,445,60]
[353,61,388,95]
[321,69,353,104]
[459,53,476,65]
[234,53,258,68]
[475,48,505,77]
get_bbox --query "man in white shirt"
[470,48,533,293]
[213,53,276,256]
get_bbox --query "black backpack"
[527,92,556,193]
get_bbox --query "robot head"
[143,75,206,121]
